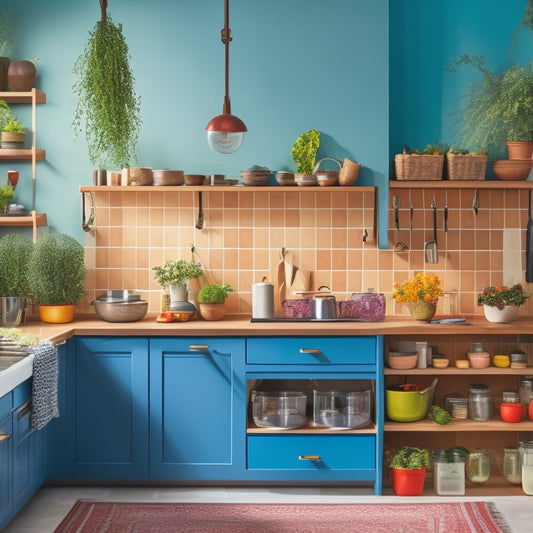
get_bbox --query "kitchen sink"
[0,354,34,397]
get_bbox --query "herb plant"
[27,233,87,305]
[2,119,26,133]
[0,100,15,132]
[153,260,204,287]
[0,234,33,297]
[388,446,431,470]
[73,11,141,169]
[198,284,233,304]
[291,129,320,174]
[0,182,14,215]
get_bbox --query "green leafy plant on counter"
[2,119,26,133]
[153,259,204,287]
[27,233,87,305]
[291,129,320,174]
[72,7,141,169]
[0,234,34,297]
[198,284,233,304]
[388,446,431,470]
[428,405,451,425]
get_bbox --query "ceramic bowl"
[275,171,296,186]
[316,172,338,187]
[387,352,418,369]
[432,358,450,368]
[455,359,470,369]
[492,354,510,368]
[500,403,522,423]
[241,169,271,186]
[294,173,318,187]
[492,159,533,181]
[184,174,205,186]
[467,352,491,369]
[152,170,184,186]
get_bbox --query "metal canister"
[468,384,492,421]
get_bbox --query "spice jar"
[466,449,490,484]
[468,384,492,421]
[433,449,466,496]
[519,441,533,495]
[503,448,522,485]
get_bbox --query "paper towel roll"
[252,282,274,318]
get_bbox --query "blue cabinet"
[71,337,149,479]
[149,337,246,480]
[245,336,383,494]
[0,412,13,528]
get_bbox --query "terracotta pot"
[38,304,76,324]
[199,302,226,321]
[390,467,426,496]
[7,60,37,91]
[483,304,520,324]
[406,300,436,322]
[0,57,10,91]
[507,141,533,160]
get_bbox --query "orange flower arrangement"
[393,272,444,306]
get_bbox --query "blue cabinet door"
[73,337,149,479]
[150,337,246,480]
[12,399,32,512]
[0,415,13,530]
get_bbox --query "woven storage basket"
[446,151,487,181]
[394,153,444,181]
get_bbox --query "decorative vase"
[483,304,520,324]
[406,301,436,322]
[507,141,533,160]
[390,467,427,496]
[7,59,37,91]
[199,302,226,321]
[38,304,76,324]
[168,283,197,314]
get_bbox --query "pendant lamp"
[206,0,247,154]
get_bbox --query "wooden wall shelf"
[389,180,533,189]
[0,89,46,104]
[0,148,45,161]
[0,213,47,227]
[80,185,376,193]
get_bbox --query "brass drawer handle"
[189,344,209,351]
[18,401,32,420]
[0,434,11,444]
[298,455,322,461]
[299,348,321,354]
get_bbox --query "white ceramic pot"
[483,304,520,324]
[169,284,188,304]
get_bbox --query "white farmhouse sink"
[0,354,34,398]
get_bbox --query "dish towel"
[30,340,59,430]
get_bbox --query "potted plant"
[388,446,431,496]
[0,234,33,327]
[0,180,14,215]
[197,283,233,321]
[153,259,204,312]
[291,128,320,185]
[0,100,15,131]
[73,0,141,170]
[392,272,444,321]
[477,283,530,323]
[446,1,533,159]
[27,233,87,323]
[1,119,26,149]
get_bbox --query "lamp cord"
[222,0,232,114]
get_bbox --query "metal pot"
[91,299,148,322]
[311,293,337,320]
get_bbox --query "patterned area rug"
[54,500,511,533]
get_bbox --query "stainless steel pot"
[311,293,337,320]
[91,298,148,322]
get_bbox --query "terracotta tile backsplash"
[82,187,532,318]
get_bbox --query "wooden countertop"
[16,314,533,343]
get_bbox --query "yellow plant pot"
[406,301,436,322]
[38,304,76,324]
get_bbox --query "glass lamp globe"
[207,130,244,154]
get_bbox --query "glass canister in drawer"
[338,290,385,321]
[251,391,307,429]
[313,390,371,429]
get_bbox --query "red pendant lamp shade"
[206,0,247,153]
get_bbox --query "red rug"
[54,500,510,533]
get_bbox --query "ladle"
[393,195,408,252]
[424,196,438,264]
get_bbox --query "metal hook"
[81,191,95,232]
[195,191,204,230]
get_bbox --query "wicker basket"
[394,153,444,181]
[446,151,487,181]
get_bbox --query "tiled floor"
[3,485,533,532]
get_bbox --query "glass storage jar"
[433,449,466,496]
[502,389,520,404]
[503,448,522,485]
[520,441,533,495]
[466,449,490,484]
[468,384,492,421]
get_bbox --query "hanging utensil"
[393,195,408,252]
[410,198,414,230]
[195,191,204,230]
[472,189,479,216]
[526,190,533,283]
[424,196,438,264]
[443,193,448,232]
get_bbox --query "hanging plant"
[72,0,141,169]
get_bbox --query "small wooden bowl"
[387,353,418,369]
[455,359,470,369]
[184,174,205,186]
[492,159,533,181]
[432,358,449,368]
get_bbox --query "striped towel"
[30,340,59,430]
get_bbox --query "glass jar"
[520,377,533,416]
[433,449,466,495]
[466,449,490,483]
[502,389,520,404]
[468,384,492,421]
[503,448,522,485]
[520,441,533,495]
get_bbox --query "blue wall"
[3,0,389,243]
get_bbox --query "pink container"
[467,352,491,369]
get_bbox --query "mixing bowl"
[91,299,148,322]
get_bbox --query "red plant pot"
[390,467,426,496]
[529,400,533,422]
[500,403,522,423]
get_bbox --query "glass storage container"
[251,391,307,429]
[466,449,490,484]
[519,441,533,495]
[433,449,466,495]
[468,384,492,421]
[312,389,371,429]
[503,448,522,485]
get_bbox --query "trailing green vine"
[72,3,141,169]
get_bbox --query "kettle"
[311,287,337,320]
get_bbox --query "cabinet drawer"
[247,337,376,365]
[247,434,375,470]
[0,392,12,420]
